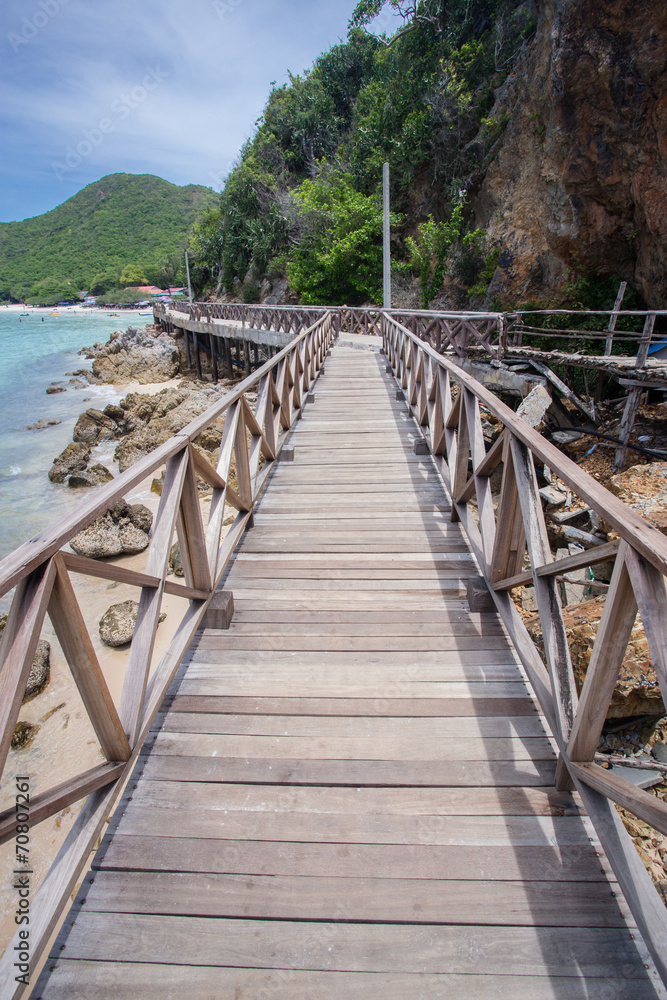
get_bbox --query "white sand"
[0,303,153,317]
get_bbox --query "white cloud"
[1,0,406,220]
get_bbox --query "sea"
[0,308,151,575]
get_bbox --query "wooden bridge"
[0,312,666,998]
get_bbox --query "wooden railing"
[0,312,334,996]
[156,300,667,364]
[383,313,667,983]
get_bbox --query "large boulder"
[91,326,180,384]
[526,596,665,718]
[72,409,118,446]
[99,600,166,647]
[48,442,91,483]
[69,502,153,559]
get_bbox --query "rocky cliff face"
[476,0,667,306]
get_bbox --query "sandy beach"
[0,302,154,317]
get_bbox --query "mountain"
[0,173,218,301]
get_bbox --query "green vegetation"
[406,207,464,308]
[0,174,218,303]
[190,0,537,304]
[288,170,402,304]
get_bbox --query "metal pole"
[382,161,391,310]
[185,250,193,303]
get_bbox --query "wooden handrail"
[383,312,667,986]
[157,301,667,363]
[0,312,335,996]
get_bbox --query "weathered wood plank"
[155,712,548,739]
[162,694,534,716]
[143,731,556,761]
[138,754,556,787]
[96,835,606,881]
[34,963,659,1000]
[81,870,628,926]
[51,914,647,976]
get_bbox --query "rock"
[103,403,125,421]
[0,615,50,702]
[539,485,567,507]
[651,741,667,763]
[73,408,118,446]
[117,522,150,554]
[23,640,51,702]
[99,600,137,646]
[69,501,153,559]
[91,326,181,384]
[127,503,153,534]
[607,462,667,536]
[609,761,663,790]
[99,600,166,646]
[476,0,667,307]
[522,586,538,613]
[262,277,289,305]
[112,383,221,472]
[45,384,65,395]
[67,464,114,488]
[525,596,665,718]
[516,384,552,431]
[48,442,91,483]
[25,418,62,431]
[169,542,184,577]
[151,472,165,496]
[11,721,38,750]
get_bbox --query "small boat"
[107,313,120,317]
[19,312,29,317]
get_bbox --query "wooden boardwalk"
[34,336,660,999]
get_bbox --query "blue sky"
[0,0,404,222]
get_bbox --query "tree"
[90,270,121,295]
[405,206,463,307]
[119,264,148,287]
[287,170,401,305]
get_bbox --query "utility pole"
[382,161,391,309]
[185,250,193,303]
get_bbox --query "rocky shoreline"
[48,324,231,486]
[11,322,238,729]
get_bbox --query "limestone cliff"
[476,0,667,306]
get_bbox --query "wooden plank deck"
[33,335,660,998]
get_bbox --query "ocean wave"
[0,465,22,477]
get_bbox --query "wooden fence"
[0,313,334,997]
[156,300,667,361]
[383,313,667,984]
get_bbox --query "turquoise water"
[0,309,148,565]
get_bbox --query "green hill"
[0,173,218,303]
